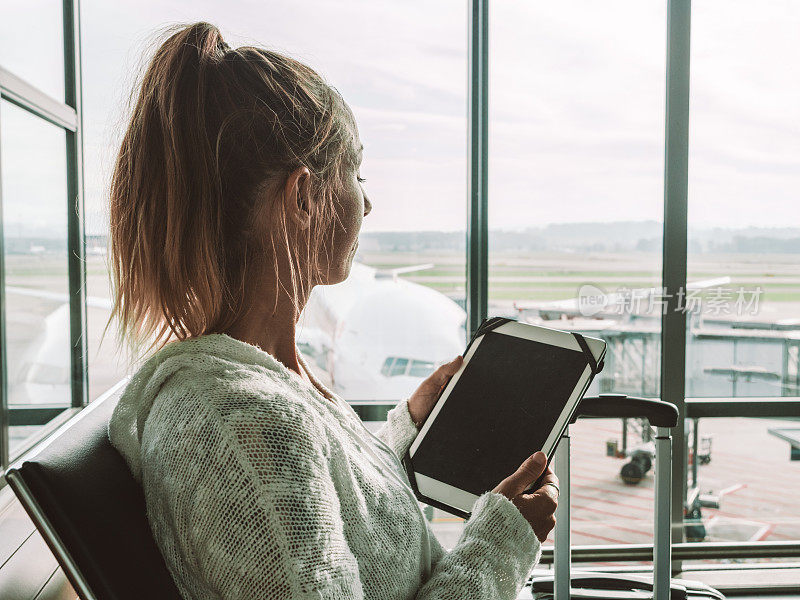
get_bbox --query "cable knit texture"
[108,333,541,599]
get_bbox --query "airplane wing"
[7,286,113,310]
[514,276,733,319]
[375,263,434,280]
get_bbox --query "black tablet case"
[400,317,605,519]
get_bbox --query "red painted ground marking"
[571,502,651,521]
[575,468,797,516]
[570,470,655,492]
[571,479,654,497]
[767,530,799,540]
[700,488,800,513]
[718,483,746,497]
[756,524,775,542]
[572,492,652,513]
[570,425,622,436]
[571,529,632,545]
[703,473,800,495]
[703,506,791,523]
[572,515,654,539]
[717,493,800,513]
[572,482,655,503]
[703,447,799,471]
[559,451,626,468]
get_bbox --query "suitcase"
[525,393,725,600]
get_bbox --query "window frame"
[0,0,87,468]
[467,0,800,581]
[0,0,796,591]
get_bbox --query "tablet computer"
[403,318,606,518]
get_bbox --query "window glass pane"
[489,1,666,399]
[686,1,800,398]
[1,100,70,456]
[685,417,800,584]
[83,2,467,407]
[380,357,394,377]
[82,2,466,546]
[0,2,65,101]
[489,1,666,548]
[409,360,435,378]
[389,358,409,377]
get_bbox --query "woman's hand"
[406,356,463,428]
[492,451,559,543]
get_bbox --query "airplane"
[8,269,796,542]
[6,286,112,406]
[5,261,467,407]
[512,276,733,323]
[298,262,467,401]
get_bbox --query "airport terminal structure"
[0,1,798,599]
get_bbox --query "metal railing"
[351,397,800,568]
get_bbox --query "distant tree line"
[360,222,800,254]
[10,223,800,256]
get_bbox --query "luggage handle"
[549,393,680,600]
[572,394,679,428]
[531,572,689,600]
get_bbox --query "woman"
[107,21,558,600]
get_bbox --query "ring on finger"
[542,482,559,497]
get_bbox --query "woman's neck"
[222,279,311,378]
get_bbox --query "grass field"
[8,249,800,306]
[357,250,800,308]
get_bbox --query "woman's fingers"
[512,492,558,542]
[432,356,463,388]
[535,467,559,501]
[492,451,547,499]
[415,356,462,398]
[407,356,463,426]
[497,461,559,543]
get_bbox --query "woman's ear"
[283,166,312,229]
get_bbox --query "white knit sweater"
[108,333,541,599]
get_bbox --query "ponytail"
[108,22,358,357]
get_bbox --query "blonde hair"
[107,22,358,358]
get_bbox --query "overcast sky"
[1,0,798,235]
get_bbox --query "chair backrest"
[4,384,182,600]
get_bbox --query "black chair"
[4,383,182,600]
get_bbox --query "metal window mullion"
[685,397,800,418]
[466,0,489,339]
[64,0,88,409]
[0,66,78,132]
[662,0,692,550]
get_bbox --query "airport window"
[0,0,84,469]
[686,1,800,399]
[81,1,468,408]
[380,357,394,377]
[0,0,798,594]
[380,358,438,379]
[0,2,65,102]
[0,100,71,456]
[408,359,436,378]
[389,358,410,377]
[488,0,667,550]
[683,0,800,571]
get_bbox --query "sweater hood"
[108,333,288,482]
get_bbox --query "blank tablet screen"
[412,331,588,496]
